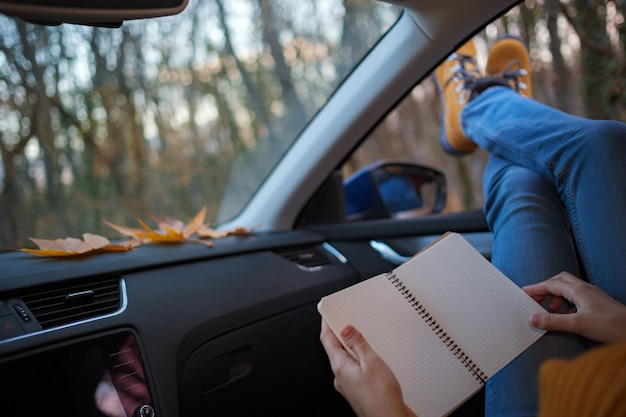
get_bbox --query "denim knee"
[484,162,560,232]
[573,120,626,166]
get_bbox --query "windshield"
[0,0,401,249]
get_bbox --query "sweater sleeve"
[538,341,626,417]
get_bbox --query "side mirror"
[344,161,446,221]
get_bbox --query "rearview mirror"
[0,0,188,26]
[344,161,447,221]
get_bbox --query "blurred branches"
[0,0,397,247]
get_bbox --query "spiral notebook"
[318,232,546,417]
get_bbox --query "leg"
[463,86,626,303]
[482,156,590,417]
[483,156,580,282]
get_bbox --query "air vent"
[20,277,122,329]
[275,244,343,269]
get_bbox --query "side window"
[342,0,626,218]
[343,79,488,215]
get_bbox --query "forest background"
[1,0,625,248]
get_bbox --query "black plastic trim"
[303,209,489,241]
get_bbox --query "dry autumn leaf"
[19,207,253,257]
[20,233,140,257]
[104,206,254,246]
[104,206,214,246]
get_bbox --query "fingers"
[320,319,345,364]
[522,271,582,302]
[548,295,568,312]
[320,320,373,365]
[547,271,580,284]
[320,319,340,351]
[523,272,585,332]
[530,311,578,334]
[523,272,626,342]
[340,325,371,361]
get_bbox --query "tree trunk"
[567,0,620,119]
[546,0,575,113]
[257,0,308,143]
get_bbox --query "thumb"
[531,311,576,333]
[340,325,371,360]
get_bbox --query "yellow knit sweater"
[538,341,626,417]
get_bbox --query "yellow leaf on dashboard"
[104,206,250,247]
[146,213,185,233]
[105,206,211,245]
[183,205,207,237]
[102,220,147,238]
[136,218,185,242]
[82,233,112,249]
[20,234,138,257]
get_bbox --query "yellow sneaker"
[433,39,482,155]
[486,35,533,98]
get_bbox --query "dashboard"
[0,229,372,417]
[0,212,490,417]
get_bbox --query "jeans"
[461,86,626,416]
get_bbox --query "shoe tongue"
[469,77,511,101]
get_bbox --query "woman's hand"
[523,271,626,344]
[319,320,409,417]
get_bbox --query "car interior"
[0,0,619,416]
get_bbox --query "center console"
[0,331,156,417]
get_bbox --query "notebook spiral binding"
[386,272,488,385]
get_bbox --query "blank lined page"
[319,273,482,417]
[394,232,546,377]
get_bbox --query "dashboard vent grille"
[20,277,121,329]
[275,244,339,269]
